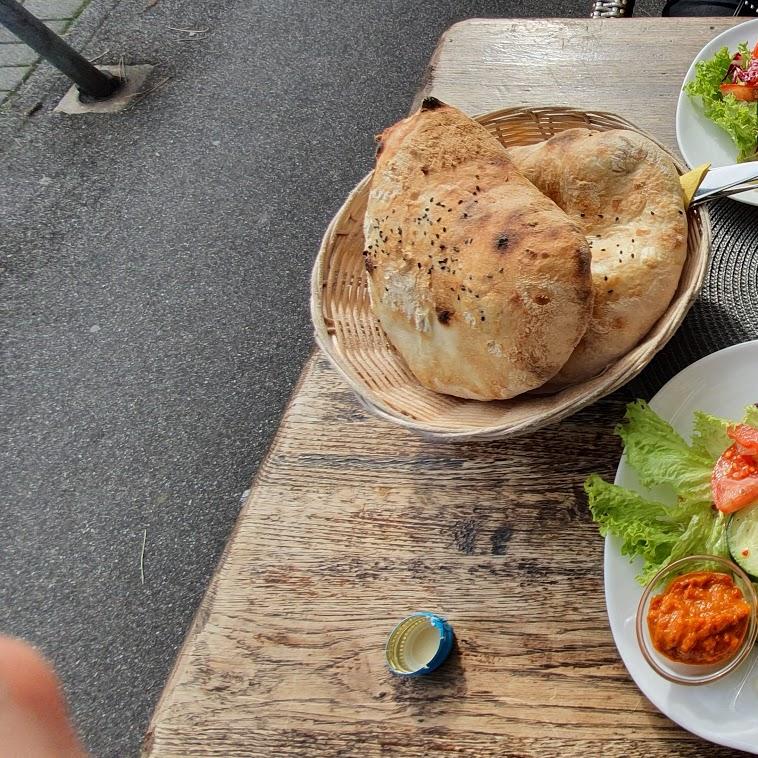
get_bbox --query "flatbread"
[362,99,593,400]
[508,128,687,386]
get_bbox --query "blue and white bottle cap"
[385,612,454,676]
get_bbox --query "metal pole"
[0,0,121,100]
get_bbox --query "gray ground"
[1,1,664,755]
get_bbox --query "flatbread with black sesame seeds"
[362,99,593,401]
[508,128,687,387]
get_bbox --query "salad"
[586,400,758,585]
[685,41,758,162]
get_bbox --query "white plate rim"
[675,18,758,207]
[604,339,758,753]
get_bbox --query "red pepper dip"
[647,572,751,665]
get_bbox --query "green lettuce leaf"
[616,401,712,504]
[691,405,758,457]
[685,46,732,106]
[656,511,729,582]
[586,475,681,561]
[745,404,758,427]
[737,42,752,67]
[585,475,728,584]
[708,96,758,163]
[691,410,731,460]
[684,45,758,163]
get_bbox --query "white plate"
[605,340,758,754]
[676,19,758,207]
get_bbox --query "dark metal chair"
[591,0,757,17]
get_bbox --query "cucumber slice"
[728,503,758,579]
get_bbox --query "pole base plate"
[53,64,154,114]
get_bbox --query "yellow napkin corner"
[680,163,711,209]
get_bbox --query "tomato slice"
[728,424,758,455]
[720,83,758,102]
[712,443,758,514]
[753,41,758,59]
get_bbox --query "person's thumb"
[0,636,86,758]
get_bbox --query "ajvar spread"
[647,571,751,665]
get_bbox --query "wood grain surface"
[411,18,740,153]
[145,18,747,758]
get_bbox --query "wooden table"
[144,18,745,757]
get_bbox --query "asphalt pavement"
[0,0,662,755]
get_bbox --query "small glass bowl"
[636,554,758,685]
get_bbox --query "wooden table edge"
[141,350,321,757]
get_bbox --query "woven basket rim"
[311,105,712,439]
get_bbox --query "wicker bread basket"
[311,106,711,440]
